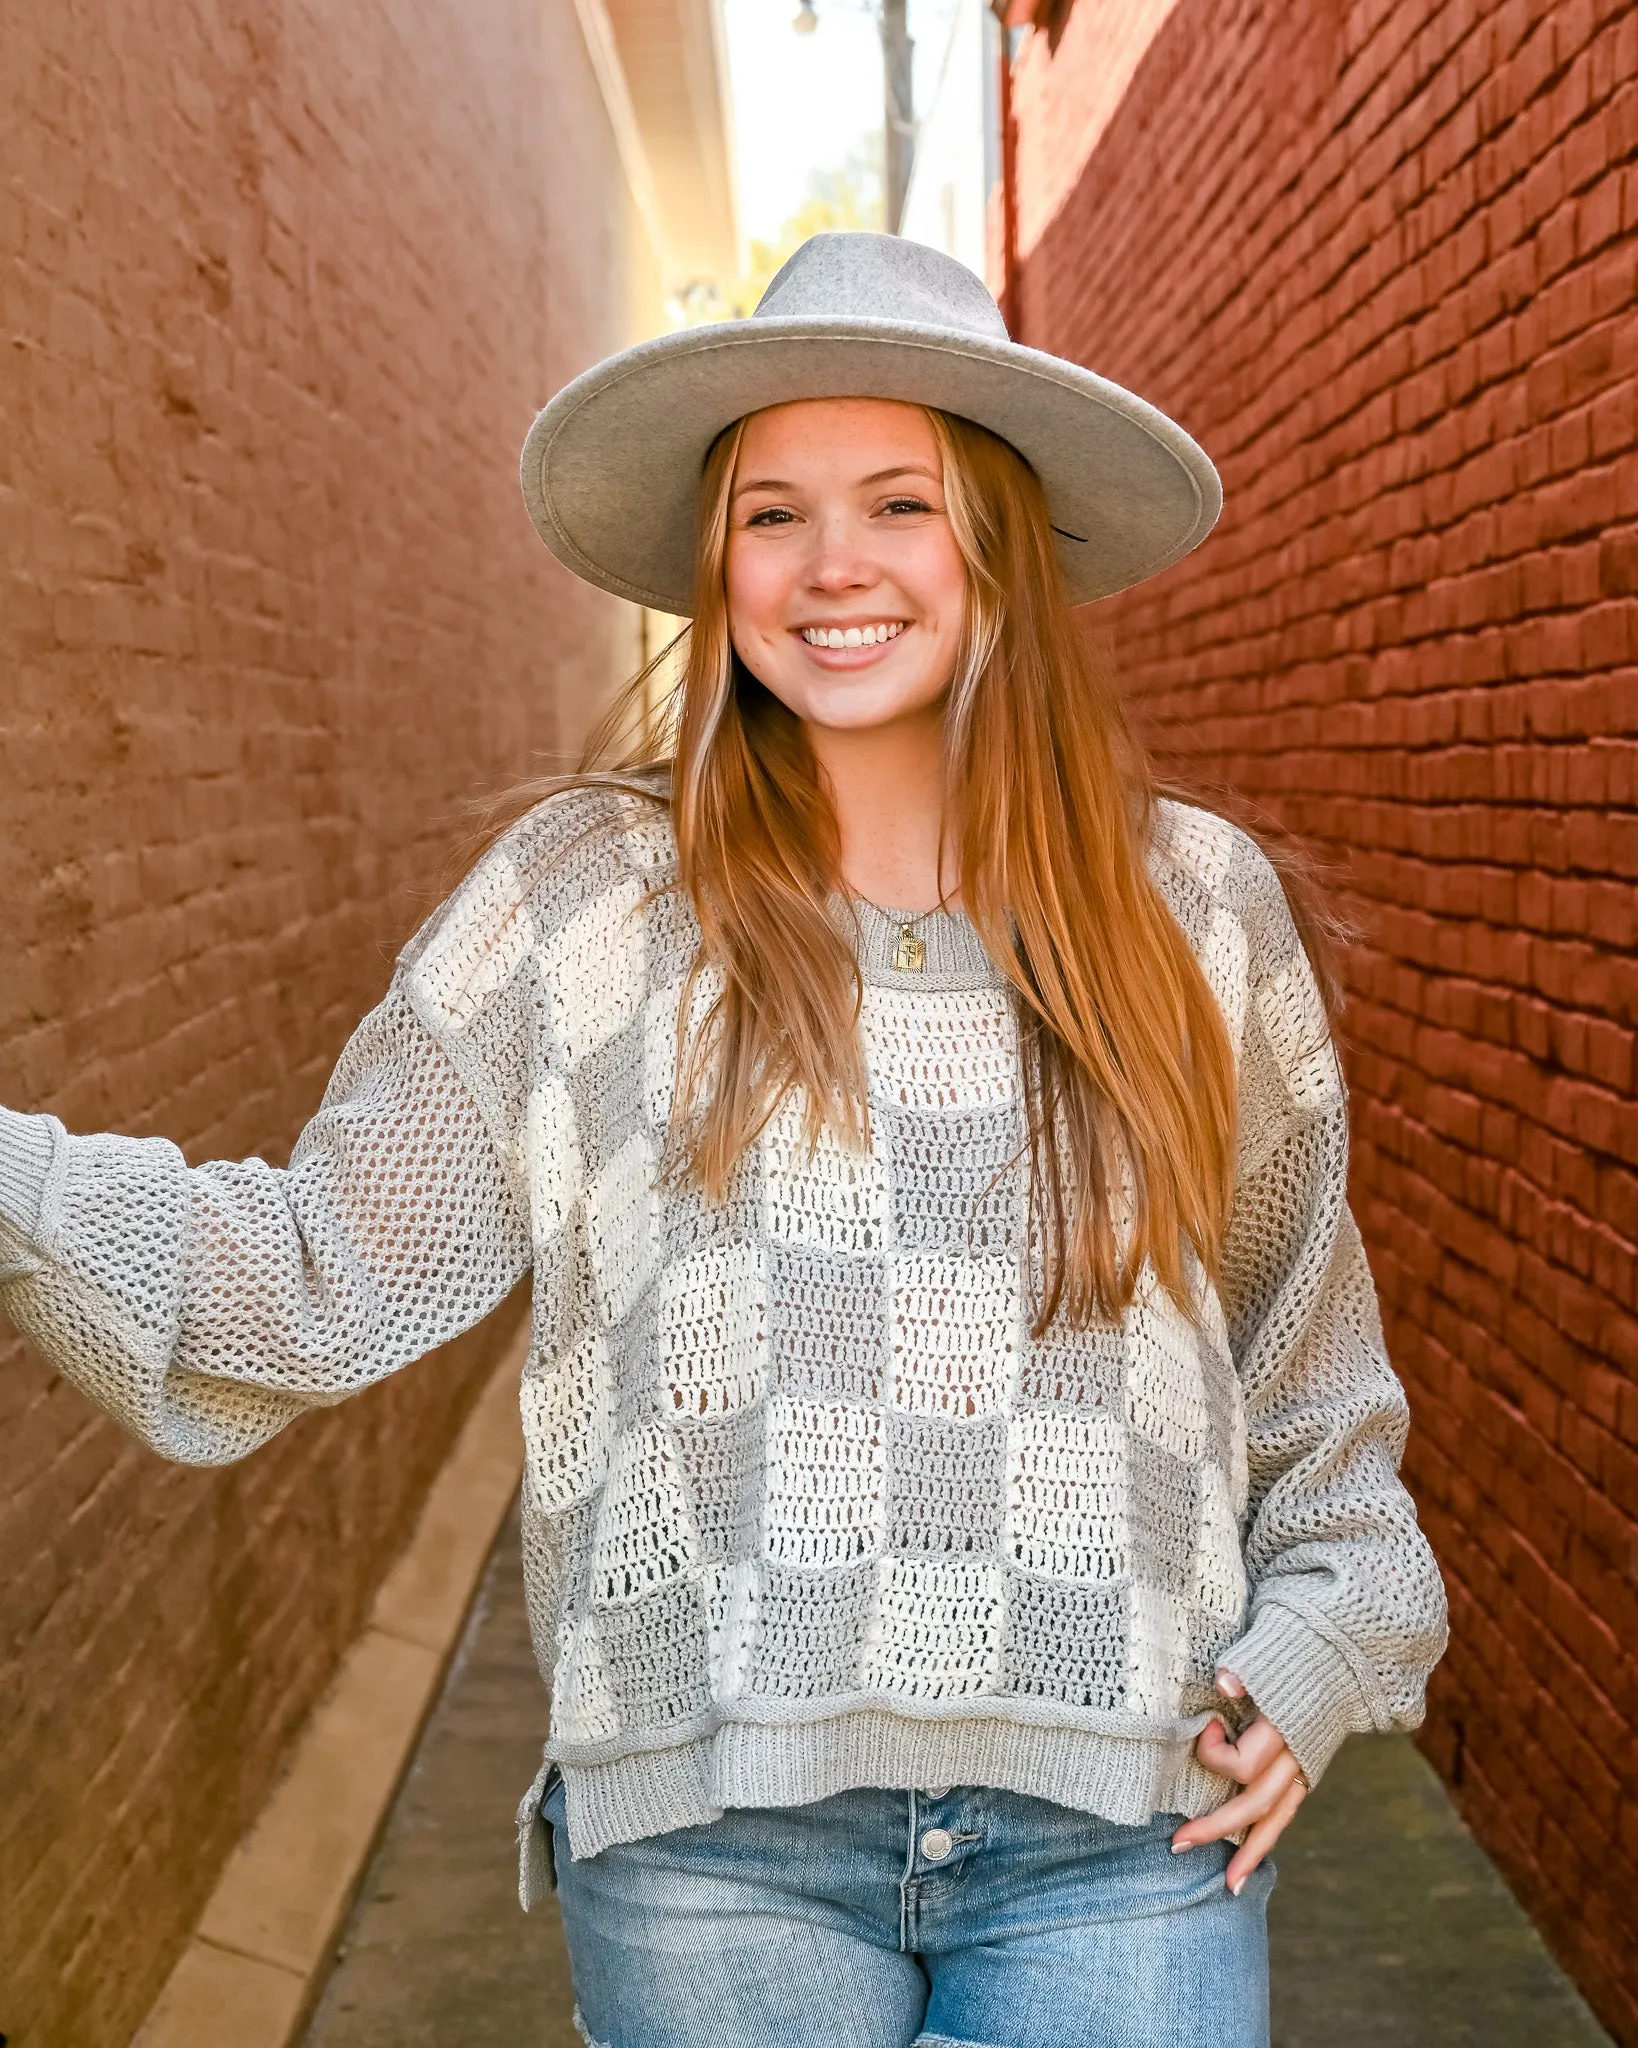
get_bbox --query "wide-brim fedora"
[520,233,1221,615]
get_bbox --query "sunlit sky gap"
[722,0,963,247]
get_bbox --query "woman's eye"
[745,506,796,527]
[881,496,933,516]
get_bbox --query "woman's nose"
[804,521,876,591]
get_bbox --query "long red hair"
[484,408,1335,1330]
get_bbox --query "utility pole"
[882,0,915,233]
[793,2,915,234]
[992,0,1019,333]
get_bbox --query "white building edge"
[899,0,1001,290]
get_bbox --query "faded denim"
[542,1771,1273,2048]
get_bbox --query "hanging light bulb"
[792,1,818,31]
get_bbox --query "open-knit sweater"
[0,785,1446,1895]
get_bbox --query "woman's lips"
[800,620,907,649]
[793,622,911,665]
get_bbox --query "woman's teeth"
[801,622,907,649]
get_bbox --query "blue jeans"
[542,1773,1273,2047]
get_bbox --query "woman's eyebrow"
[731,462,940,500]
[859,463,939,486]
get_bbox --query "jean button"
[920,1826,954,1862]
[923,1785,951,1799]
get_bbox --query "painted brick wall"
[1012,0,1635,2036]
[0,2,651,2041]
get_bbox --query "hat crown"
[755,232,1010,342]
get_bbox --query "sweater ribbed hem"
[0,1107,58,1242]
[1217,1600,1374,1787]
[542,1708,1238,1880]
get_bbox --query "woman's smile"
[796,619,910,661]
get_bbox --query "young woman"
[0,235,1446,2048]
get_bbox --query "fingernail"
[1170,1839,1190,1854]
[1230,1875,1246,1897]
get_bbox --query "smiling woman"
[0,233,1447,2048]
[591,388,1246,1348]
[725,400,967,907]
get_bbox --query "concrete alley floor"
[303,1506,1610,2048]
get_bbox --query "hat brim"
[520,316,1222,614]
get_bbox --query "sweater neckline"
[843,895,1006,992]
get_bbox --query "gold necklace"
[854,885,955,973]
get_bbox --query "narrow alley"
[301,1508,1612,2048]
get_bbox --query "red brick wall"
[1012,0,1636,2036]
[0,2,650,2041]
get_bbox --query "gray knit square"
[883,1406,1008,1557]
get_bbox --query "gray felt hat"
[519,232,1221,614]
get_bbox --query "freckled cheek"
[891,531,967,630]
[724,542,797,646]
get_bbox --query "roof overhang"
[599,0,740,294]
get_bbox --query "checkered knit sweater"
[0,785,1446,1886]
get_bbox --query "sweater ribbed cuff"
[0,1106,59,1243]
[1216,1601,1372,1789]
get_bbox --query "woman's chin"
[804,698,945,738]
[777,673,951,736]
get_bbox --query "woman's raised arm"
[0,973,532,1465]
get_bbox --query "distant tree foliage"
[670,140,885,326]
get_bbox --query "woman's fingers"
[1193,1709,1288,1784]
[1175,1688,1310,1888]
[1232,1715,1293,1775]
[1223,1774,1308,1895]
[1170,1748,1304,1853]
[1172,1766,1293,1849]
[1192,1715,1244,1779]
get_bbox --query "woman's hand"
[1170,1669,1309,1894]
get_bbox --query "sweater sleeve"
[0,976,532,1466]
[1212,857,1448,1787]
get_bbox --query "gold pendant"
[892,930,926,972]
